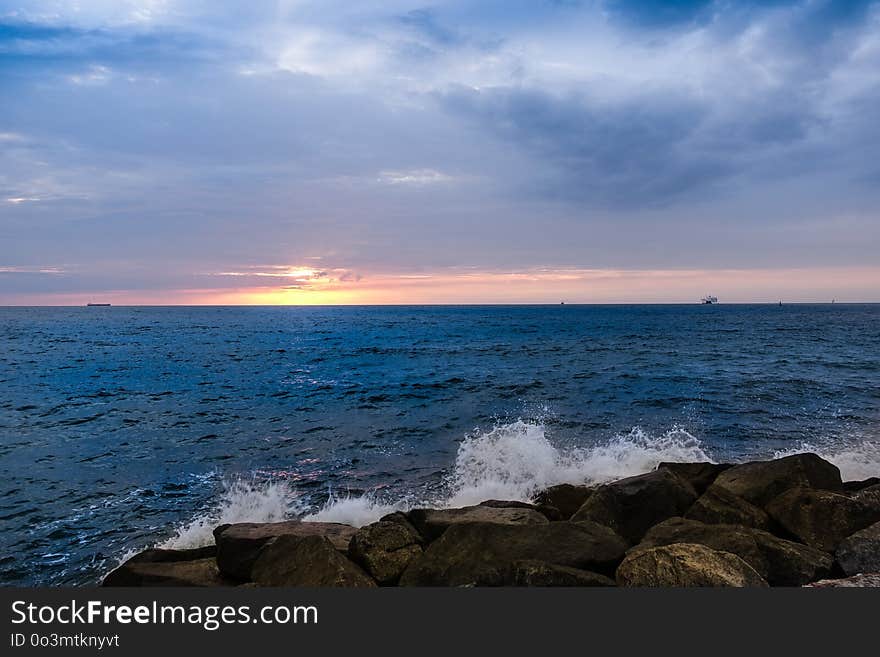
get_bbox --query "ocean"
[1,304,878,586]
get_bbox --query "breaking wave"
[303,495,401,527]
[160,478,303,549]
[291,420,711,526]
[158,421,880,548]
[442,420,711,507]
[774,440,880,481]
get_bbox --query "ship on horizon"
[701,295,718,304]
[86,303,111,307]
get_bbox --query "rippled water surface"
[1,304,878,585]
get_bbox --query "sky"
[1,0,879,304]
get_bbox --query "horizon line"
[2,301,876,308]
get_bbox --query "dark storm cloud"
[441,85,728,205]
[439,78,834,206]
[436,0,880,206]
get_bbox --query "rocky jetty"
[104,453,880,587]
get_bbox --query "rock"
[116,545,216,564]
[842,477,880,493]
[571,469,698,543]
[534,505,564,521]
[214,521,357,581]
[399,521,628,586]
[753,530,834,587]
[478,499,539,510]
[405,505,549,542]
[804,573,880,588]
[348,520,423,585]
[379,511,424,535]
[835,521,880,576]
[616,543,768,587]
[638,517,832,586]
[104,558,225,587]
[712,453,842,507]
[857,485,880,503]
[685,485,771,530]
[251,535,376,587]
[765,487,880,552]
[479,499,563,521]
[510,560,616,587]
[533,484,595,520]
[103,547,226,587]
[657,462,732,494]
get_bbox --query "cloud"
[378,168,453,185]
[208,265,363,289]
[1,1,879,302]
[0,265,65,274]
[603,0,716,27]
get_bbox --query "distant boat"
[560,301,565,305]
[779,301,783,306]
[701,295,718,305]
[86,303,111,307]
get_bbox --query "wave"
[442,420,712,507]
[774,440,880,481]
[160,478,304,549]
[303,494,402,527]
[296,420,712,526]
[157,420,880,550]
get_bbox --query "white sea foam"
[157,421,879,550]
[442,420,712,507]
[160,478,303,549]
[774,440,880,481]
[299,420,713,525]
[303,494,401,527]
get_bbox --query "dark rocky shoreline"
[104,453,880,587]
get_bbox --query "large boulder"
[532,484,595,520]
[478,499,540,510]
[348,520,423,585]
[657,462,732,495]
[251,535,375,587]
[685,485,771,530]
[399,521,628,586]
[842,477,880,493]
[804,573,880,587]
[379,511,425,536]
[478,499,562,521]
[765,487,880,552]
[616,543,768,587]
[510,560,616,587]
[835,521,880,576]
[571,469,698,543]
[405,505,548,542]
[711,453,842,507]
[214,521,357,581]
[637,517,832,586]
[103,547,226,587]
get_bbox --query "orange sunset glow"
[6,266,879,306]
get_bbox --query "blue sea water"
[1,304,879,586]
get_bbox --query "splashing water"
[774,440,880,481]
[161,478,303,549]
[443,420,712,507]
[295,420,713,525]
[157,420,716,537]
[303,494,401,527]
[157,420,879,550]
